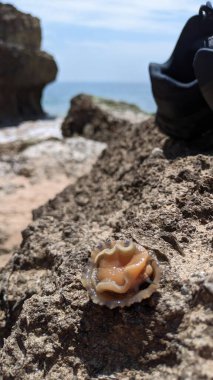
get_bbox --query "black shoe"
[194,45,213,110]
[149,2,213,141]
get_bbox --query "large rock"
[0,98,212,379]
[0,3,41,50]
[61,94,148,142]
[0,3,57,126]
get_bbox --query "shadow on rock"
[75,295,183,378]
[163,133,213,160]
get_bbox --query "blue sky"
[8,0,202,82]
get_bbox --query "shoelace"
[199,1,213,16]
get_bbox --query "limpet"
[82,239,161,309]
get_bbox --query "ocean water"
[43,82,156,118]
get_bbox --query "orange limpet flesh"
[82,239,161,309]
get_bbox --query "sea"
[0,82,156,144]
[43,81,156,118]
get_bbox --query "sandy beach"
[0,118,106,266]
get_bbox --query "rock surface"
[0,118,105,256]
[0,3,57,126]
[0,100,213,379]
[61,94,148,141]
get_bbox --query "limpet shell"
[82,239,161,309]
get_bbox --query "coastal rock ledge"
[0,97,212,379]
[0,3,57,126]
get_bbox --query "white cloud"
[9,0,202,32]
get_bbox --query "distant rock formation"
[61,94,148,142]
[0,3,58,126]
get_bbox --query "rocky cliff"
[0,97,212,379]
[0,3,57,126]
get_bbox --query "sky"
[6,0,202,83]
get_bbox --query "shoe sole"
[156,105,213,140]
